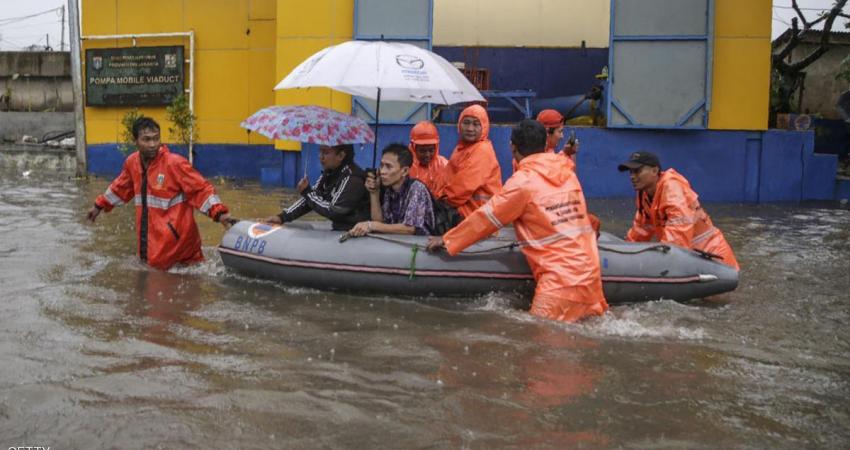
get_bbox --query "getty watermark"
[9,447,50,450]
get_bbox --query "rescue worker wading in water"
[427,119,608,323]
[619,151,740,270]
[87,117,233,270]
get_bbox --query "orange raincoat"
[95,145,229,270]
[436,105,503,218]
[511,133,596,235]
[408,121,448,194]
[626,169,739,270]
[443,152,608,322]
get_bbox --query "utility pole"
[68,0,87,177]
[46,34,50,50]
[60,5,66,51]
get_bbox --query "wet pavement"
[1,168,849,449]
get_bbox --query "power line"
[0,7,63,26]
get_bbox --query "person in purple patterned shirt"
[350,144,435,236]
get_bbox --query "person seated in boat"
[435,104,502,221]
[349,144,435,236]
[264,144,369,231]
[619,151,740,270]
[427,119,608,323]
[408,120,448,194]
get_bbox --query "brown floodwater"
[1,168,849,449]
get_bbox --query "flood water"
[2,168,849,449]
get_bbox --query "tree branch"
[787,0,849,72]
[791,0,811,28]
[775,17,801,63]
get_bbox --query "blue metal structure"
[606,0,715,129]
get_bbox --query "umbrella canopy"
[240,105,375,146]
[274,40,484,105]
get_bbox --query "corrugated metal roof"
[773,29,850,48]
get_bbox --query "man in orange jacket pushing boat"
[619,151,740,270]
[427,119,608,323]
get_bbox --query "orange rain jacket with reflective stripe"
[626,169,739,270]
[436,105,503,218]
[95,145,229,270]
[443,152,608,322]
[513,146,595,234]
[408,121,448,194]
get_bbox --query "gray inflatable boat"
[218,221,738,304]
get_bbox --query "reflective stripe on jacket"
[436,105,503,219]
[625,168,739,270]
[443,152,608,322]
[95,145,228,270]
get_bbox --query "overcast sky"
[0,0,847,51]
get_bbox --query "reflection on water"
[1,168,849,448]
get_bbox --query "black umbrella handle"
[372,87,382,169]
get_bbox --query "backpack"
[430,196,462,235]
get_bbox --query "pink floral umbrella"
[241,105,375,146]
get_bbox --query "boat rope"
[596,244,671,255]
[343,232,520,254]
[341,232,672,256]
[691,248,722,260]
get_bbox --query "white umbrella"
[274,40,485,165]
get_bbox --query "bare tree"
[771,0,849,118]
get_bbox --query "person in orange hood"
[428,119,608,323]
[436,104,502,219]
[87,117,232,270]
[530,109,600,236]
[408,121,447,194]
[619,151,740,270]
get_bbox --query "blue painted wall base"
[86,127,839,203]
[836,178,850,201]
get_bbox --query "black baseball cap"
[618,151,661,172]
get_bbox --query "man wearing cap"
[408,121,448,194]
[512,109,579,173]
[537,109,579,162]
[619,152,740,270]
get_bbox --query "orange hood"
[517,151,572,186]
[456,104,490,145]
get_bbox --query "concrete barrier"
[0,144,76,172]
[0,112,75,142]
[0,51,72,112]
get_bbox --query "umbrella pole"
[372,87,381,168]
